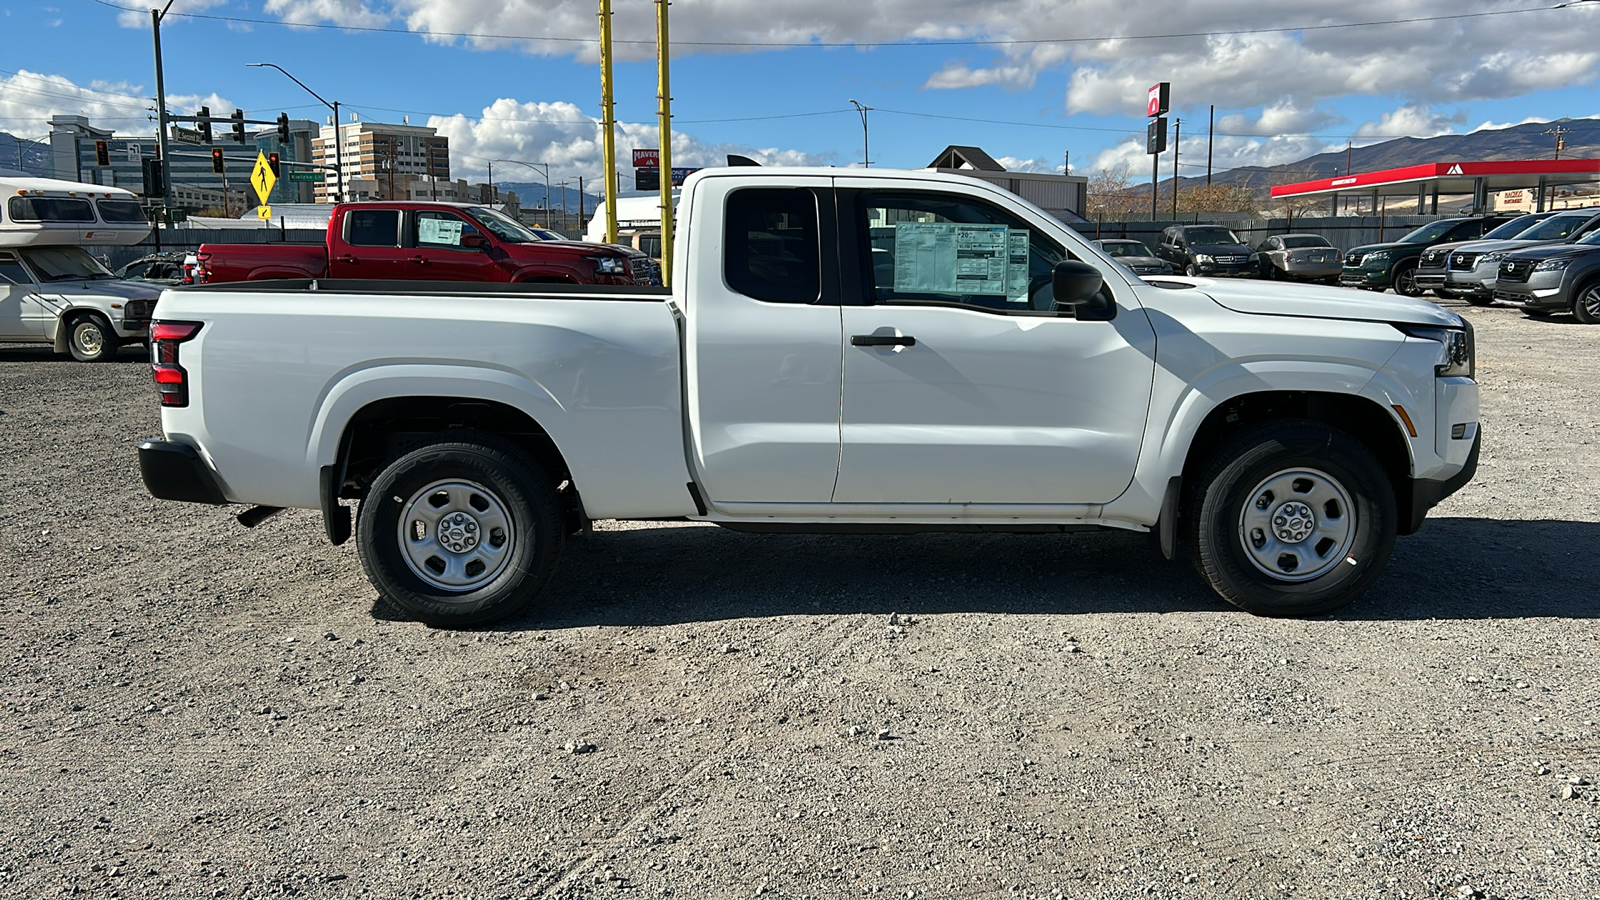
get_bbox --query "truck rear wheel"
[68,314,119,362]
[1189,420,1396,617]
[355,434,563,628]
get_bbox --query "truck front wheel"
[1189,421,1396,617]
[68,314,119,362]
[355,434,563,628]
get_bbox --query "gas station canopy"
[1269,158,1600,213]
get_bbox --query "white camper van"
[0,177,160,361]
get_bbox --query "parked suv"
[1413,212,1552,298]
[1155,224,1254,277]
[1492,227,1600,322]
[1436,211,1600,305]
[1341,215,1516,296]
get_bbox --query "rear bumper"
[138,439,227,505]
[1403,428,1480,534]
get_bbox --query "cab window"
[413,210,479,250]
[0,253,31,285]
[723,187,820,304]
[345,209,401,247]
[8,196,95,223]
[857,191,1070,313]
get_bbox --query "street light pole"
[151,1,176,217]
[247,62,343,202]
[849,99,871,168]
[486,159,549,219]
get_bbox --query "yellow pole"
[598,0,619,244]
[655,0,673,287]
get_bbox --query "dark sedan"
[1092,239,1173,276]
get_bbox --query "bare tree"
[1179,182,1260,214]
[1086,164,1141,219]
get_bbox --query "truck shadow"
[449,516,1599,630]
[0,344,148,363]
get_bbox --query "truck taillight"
[150,320,202,407]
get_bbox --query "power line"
[82,0,1570,49]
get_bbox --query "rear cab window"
[344,209,401,247]
[723,188,822,304]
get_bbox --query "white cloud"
[427,97,831,186]
[1352,104,1466,143]
[0,70,235,136]
[262,0,389,29]
[117,0,226,29]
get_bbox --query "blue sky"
[2,0,1597,190]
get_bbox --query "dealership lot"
[1,302,1596,900]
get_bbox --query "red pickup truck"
[197,201,655,286]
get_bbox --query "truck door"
[683,177,844,504]
[833,185,1157,505]
[328,208,408,278]
[406,209,506,281]
[0,252,42,339]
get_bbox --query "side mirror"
[1052,260,1113,320]
[461,233,490,251]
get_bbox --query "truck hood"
[508,239,631,259]
[1348,240,1418,255]
[1183,277,1463,327]
[38,278,164,301]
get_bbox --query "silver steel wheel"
[396,479,516,592]
[73,320,105,357]
[1579,285,1600,321]
[1237,467,1357,583]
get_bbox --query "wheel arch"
[1177,390,1415,533]
[51,306,114,353]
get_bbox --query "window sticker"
[892,222,1030,303]
[419,216,464,246]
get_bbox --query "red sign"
[1146,83,1169,118]
[632,149,659,168]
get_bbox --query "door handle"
[851,334,916,347]
[408,256,429,265]
[336,254,358,264]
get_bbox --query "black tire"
[1571,281,1600,324]
[1189,420,1396,617]
[1185,263,1199,277]
[1391,262,1422,297]
[67,314,119,362]
[355,434,563,628]
[1523,308,1554,319]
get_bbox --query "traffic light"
[267,152,280,178]
[94,140,110,167]
[230,109,245,143]
[276,112,290,144]
[211,147,224,174]
[197,106,212,144]
[141,157,165,197]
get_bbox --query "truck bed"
[197,242,328,283]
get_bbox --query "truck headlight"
[1479,251,1506,265]
[1395,322,1474,378]
[1365,250,1391,263]
[588,256,627,274]
[1533,257,1572,272]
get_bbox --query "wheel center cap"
[436,512,481,553]
[1271,501,1316,543]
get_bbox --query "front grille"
[1213,255,1246,265]
[629,257,657,285]
[1448,252,1479,271]
[1345,251,1365,266]
[1422,249,1447,266]
[1498,259,1532,283]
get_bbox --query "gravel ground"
[1,301,1597,900]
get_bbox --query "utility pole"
[598,0,619,243]
[655,0,674,285]
[486,160,494,203]
[151,1,176,220]
[1171,118,1181,219]
[849,99,872,168]
[1206,105,1214,185]
[1545,124,1570,160]
[578,175,585,230]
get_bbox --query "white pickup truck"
[138,168,1480,627]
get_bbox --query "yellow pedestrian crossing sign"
[258,205,272,220]
[250,151,277,206]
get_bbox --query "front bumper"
[1340,264,1392,288]
[1190,262,1252,276]
[1404,428,1480,534]
[138,439,227,505]
[1493,271,1567,310]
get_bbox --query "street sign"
[287,171,325,182]
[1147,117,1168,155]
[258,205,272,220]
[249,151,277,206]
[633,148,659,168]
[172,126,203,145]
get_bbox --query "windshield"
[1281,235,1330,249]
[1098,241,1153,258]
[466,207,541,243]
[1185,227,1242,245]
[1481,215,1544,240]
[1398,220,1458,243]
[95,199,150,224]
[1575,229,1600,246]
[1519,215,1596,242]
[19,246,116,281]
